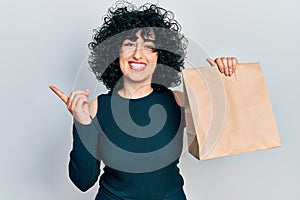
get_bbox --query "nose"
[133,45,143,60]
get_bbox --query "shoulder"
[172,90,185,108]
[89,92,111,118]
[152,84,184,107]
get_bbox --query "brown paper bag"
[182,62,281,160]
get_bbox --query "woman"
[50,2,238,199]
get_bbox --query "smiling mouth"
[129,61,147,71]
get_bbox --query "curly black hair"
[88,1,188,92]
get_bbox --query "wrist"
[73,115,92,125]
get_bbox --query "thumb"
[206,58,217,67]
[85,89,90,97]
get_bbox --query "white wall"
[0,0,299,199]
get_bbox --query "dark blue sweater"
[69,87,186,199]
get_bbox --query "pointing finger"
[49,85,68,104]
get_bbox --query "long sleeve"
[68,119,101,192]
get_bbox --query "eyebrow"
[123,38,155,44]
[124,38,155,42]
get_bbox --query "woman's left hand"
[206,57,238,76]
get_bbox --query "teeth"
[129,63,146,69]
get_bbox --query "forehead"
[124,28,156,41]
[140,29,155,40]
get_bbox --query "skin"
[49,85,94,124]
[118,30,158,99]
[50,30,238,125]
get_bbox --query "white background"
[1,0,299,199]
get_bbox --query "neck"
[119,81,153,99]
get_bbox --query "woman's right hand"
[49,85,92,125]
